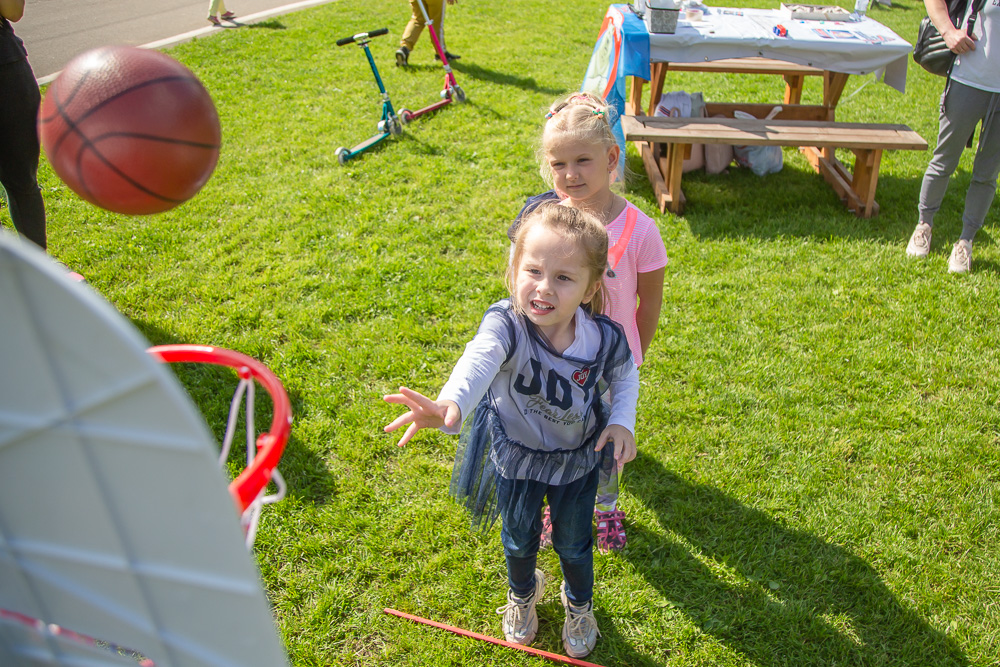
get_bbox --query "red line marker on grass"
[384,607,608,667]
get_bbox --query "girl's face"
[544,136,620,205]
[514,224,601,343]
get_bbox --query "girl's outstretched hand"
[383,386,461,448]
[594,424,637,471]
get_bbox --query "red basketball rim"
[147,344,292,513]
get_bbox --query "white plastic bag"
[732,108,783,177]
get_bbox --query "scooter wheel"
[335,147,349,165]
[440,88,449,100]
[454,86,467,103]
[399,109,413,125]
[387,116,403,136]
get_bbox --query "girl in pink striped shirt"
[510,92,668,552]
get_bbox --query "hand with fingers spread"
[383,386,461,447]
[594,424,636,471]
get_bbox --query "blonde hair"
[538,92,619,187]
[505,202,609,316]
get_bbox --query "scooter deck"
[404,97,451,122]
[348,131,390,155]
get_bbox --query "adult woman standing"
[0,0,47,249]
[906,0,1000,273]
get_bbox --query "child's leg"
[207,0,226,17]
[549,467,602,658]
[548,466,600,605]
[496,475,548,597]
[400,0,426,51]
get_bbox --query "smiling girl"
[384,202,639,658]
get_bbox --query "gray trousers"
[918,80,1000,242]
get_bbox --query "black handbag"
[913,0,986,77]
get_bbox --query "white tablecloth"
[647,7,912,92]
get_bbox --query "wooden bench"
[621,114,928,217]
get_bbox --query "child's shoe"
[560,581,600,658]
[221,10,236,20]
[595,509,626,552]
[207,15,222,26]
[496,569,545,645]
[395,46,410,67]
[539,506,553,549]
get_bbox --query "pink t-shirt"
[603,201,668,366]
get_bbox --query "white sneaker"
[497,569,545,645]
[906,222,932,258]
[560,581,600,658]
[948,240,972,274]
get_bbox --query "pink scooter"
[398,0,466,124]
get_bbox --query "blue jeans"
[497,465,599,606]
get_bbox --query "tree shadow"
[450,61,565,95]
[601,451,970,666]
[244,19,287,30]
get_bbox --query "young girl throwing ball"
[384,202,639,658]
[511,91,668,553]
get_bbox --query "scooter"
[397,0,466,124]
[334,28,402,165]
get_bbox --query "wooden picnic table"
[601,4,923,216]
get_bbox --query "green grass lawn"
[12,0,1000,664]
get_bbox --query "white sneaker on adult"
[948,240,972,274]
[497,569,545,645]
[560,581,600,658]
[906,222,932,258]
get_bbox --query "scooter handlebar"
[336,28,389,46]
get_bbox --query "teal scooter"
[335,28,402,165]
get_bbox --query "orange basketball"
[39,46,221,215]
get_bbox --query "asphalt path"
[14,0,339,82]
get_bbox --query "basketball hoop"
[147,344,292,547]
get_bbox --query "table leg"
[638,141,666,212]
[638,139,685,214]
[627,75,646,117]
[811,147,882,218]
[782,74,805,105]
[851,148,882,218]
[662,141,687,214]
[823,72,850,120]
[648,62,668,116]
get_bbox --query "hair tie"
[592,110,605,117]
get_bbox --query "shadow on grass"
[130,318,336,504]
[450,61,565,96]
[607,451,969,666]
[245,19,287,30]
[624,152,984,248]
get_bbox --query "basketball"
[38,46,221,216]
